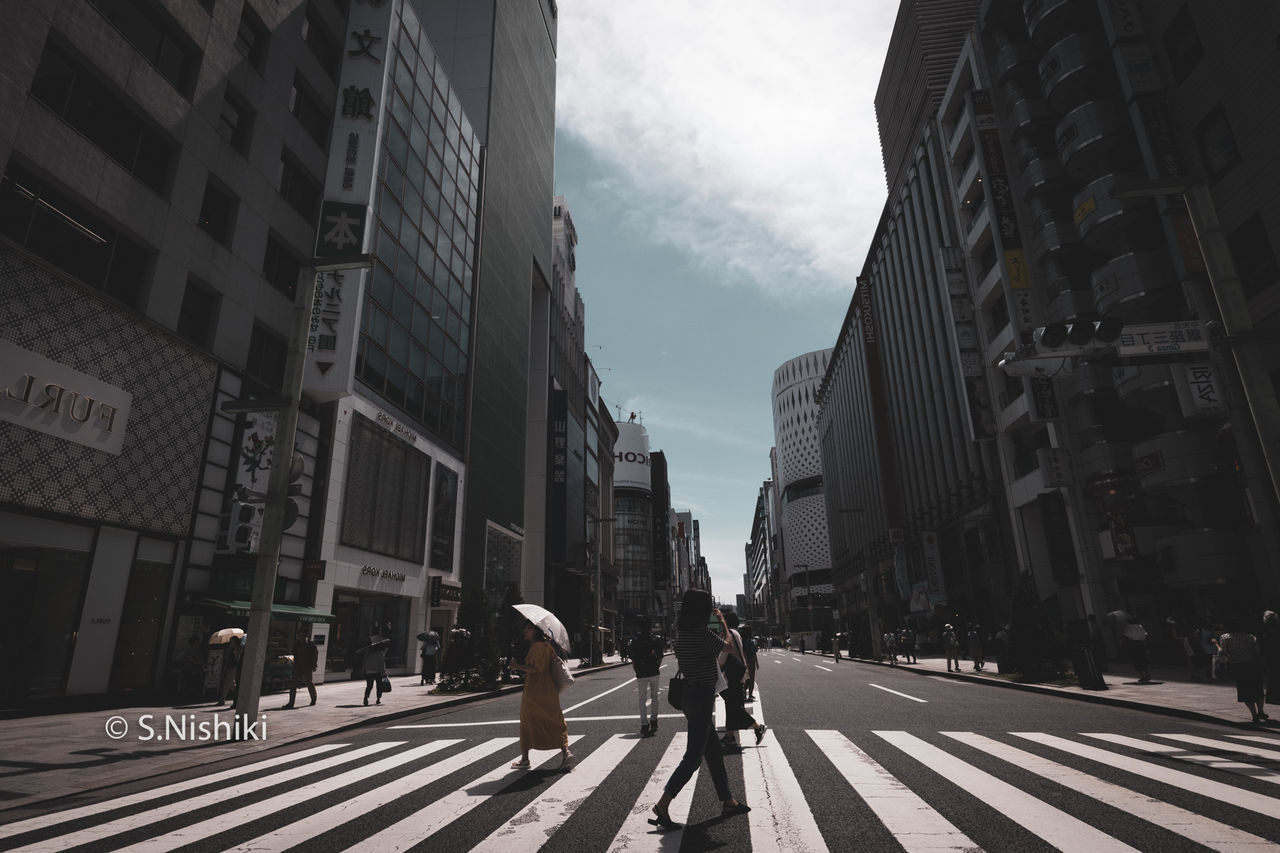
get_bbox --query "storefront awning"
[200,598,335,623]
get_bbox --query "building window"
[1194,104,1240,182]
[341,414,432,562]
[290,77,332,148]
[217,85,254,154]
[1162,6,1203,85]
[177,278,219,348]
[278,151,321,224]
[429,464,458,571]
[1227,214,1279,300]
[28,42,174,194]
[197,177,236,245]
[302,4,342,81]
[235,4,269,72]
[89,0,200,97]
[246,323,287,390]
[262,231,302,298]
[0,161,150,307]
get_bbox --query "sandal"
[755,724,768,745]
[648,806,681,830]
[510,759,531,769]
[722,800,751,816]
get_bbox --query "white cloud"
[557,1,899,299]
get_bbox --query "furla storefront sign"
[0,340,132,455]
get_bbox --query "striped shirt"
[674,628,727,685]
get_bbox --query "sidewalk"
[806,649,1268,729]
[0,656,629,814]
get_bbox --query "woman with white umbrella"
[508,611,573,772]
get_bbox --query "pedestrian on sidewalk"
[740,625,761,694]
[719,612,767,749]
[968,625,985,671]
[1257,611,1280,718]
[882,630,898,666]
[943,624,960,672]
[284,630,318,708]
[630,626,663,736]
[419,630,440,685]
[831,630,841,663]
[1121,617,1151,683]
[1217,618,1266,723]
[215,635,243,707]
[649,590,749,831]
[358,634,389,706]
[508,620,573,771]
[898,628,916,664]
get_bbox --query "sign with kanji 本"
[315,201,368,258]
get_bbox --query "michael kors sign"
[0,340,132,455]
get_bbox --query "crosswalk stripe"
[808,730,978,852]
[1012,733,1280,819]
[1152,733,1280,762]
[0,743,348,841]
[1082,733,1280,785]
[120,740,460,853]
[222,738,514,853]
[1228,734,1280,747]
[876,731,1138,852]
[743,693,827,853]
[8,742,400,853]
[607,730,696,852]
[347,736,584,851]
[943,732,1274,852]
[471,733,639,851]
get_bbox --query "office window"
[246,323,287,390]
[217,85,254,154]
[89,0,200,97]
[289,77,331,148]
[197,177,236,245]
[1162,6,1203,84]
[0,161,150,307]
[1227,214,1279,300]
[177,278,219,348]
[302,4,342,81]
[29,42,174,194]
[1194,104,1240,182]
[341,414,431,562]
[262,231,302,298]
[235,4,269,72]
[278,151,321,223]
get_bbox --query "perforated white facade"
[771,350,833,583]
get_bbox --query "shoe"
[282,703,295,709]
[651,719,658,733]
[309,699,316,706]
[1260,713,1271,720]
[721,800,751,816]
[364,698,369,706]
[649,807,681,830]
[511,759,531,769]
[376,699,381,705]
[641,724,651,737]
[559,751,575,771]
[755,725,767,746]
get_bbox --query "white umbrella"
[513,603,570,651]
[209,627,244,644]
[1105,610,1133,624]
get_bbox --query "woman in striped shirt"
[650,588,750,830]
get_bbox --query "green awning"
[201,598,335,623]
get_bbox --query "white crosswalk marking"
[741,691,827,853]
[808,730,978,852]
[8,742,401,853]
[0,743,348,842]
[876,730,1139,852]
[1153,732,1280,762]
[223,738,512,853]
[1012,732,1280,819]
[944,732,1275,852]
[346,736,583,851]
[121,740,460,853]
[607,731,696,852]
[1082,733,1280,785]
[472,734,639,851]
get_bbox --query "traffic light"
[284,451,304,531]
[216,498,264,554]
[1032,319,1124,356]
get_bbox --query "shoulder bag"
[667,671,685,710]
[549,652,575,692]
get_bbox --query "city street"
[4,652,1279,851]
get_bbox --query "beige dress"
[520,641,569,752]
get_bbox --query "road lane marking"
[877,731,1137,852]
[348,736,584,850]
[814,665,832,672]
[607,734,696,852]
[7,743,401,853]
[1082,733,1280,785]
[391,713,684,729]
[563,676,638,712]
[1012,733,1280,819]
[0,743,348,841]
[223,738,515,852]
[945,732,1273,851]
[739,690,827,853]
[868,684,927,703]
[808,730,977,852]
[472,734,638,851]
[1152,733,1280,762]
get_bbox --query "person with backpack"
[943,624,961,672]
[630,627,663,736]
[285,629,319,708]
[967,625,985,671]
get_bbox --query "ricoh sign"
[614,421,651,492]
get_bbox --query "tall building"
[614,419,655,635]
[771,349,834,637]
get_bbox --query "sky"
[553,2,902,598]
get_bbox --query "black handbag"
[667,671,685,710]
[380,675,393,693]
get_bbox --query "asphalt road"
[5,650,1280,851]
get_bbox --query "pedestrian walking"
[882,630,898,666]
[719,613,767,749]
[1217,618,1267,723]
[740,625,761,696]
[215,635,243,706]
[284,630,318,708]
[419,630,440,685]
[968,625,985,671]
[943,624,960,672]
[630,627,663,736]
[831,630,841,663]
[899,627,917,664]
[649,589,749,830]
[1121,617,1151,683]
[508,620,573,771]
[358,634,390,706]
[1256,611,1280,718]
